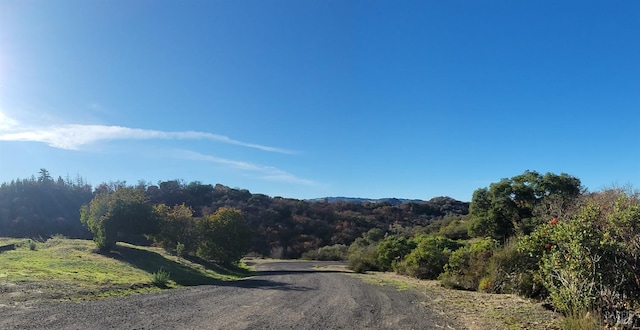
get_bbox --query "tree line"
[0,169,93,238]
[0,169,468,259]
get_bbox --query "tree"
[37,168,52,183]
[150,203,197,254]
[80,187,156,251]
[468,170,581,240]
[196,207,251,265]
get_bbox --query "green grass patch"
[0,237,251,303]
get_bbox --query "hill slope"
[0,237,249,305]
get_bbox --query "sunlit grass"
[1,239,147,285]
[0,237,251,302]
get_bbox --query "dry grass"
[351,271,562,330]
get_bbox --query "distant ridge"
[307,196,425,206]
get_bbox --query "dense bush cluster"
[79,186,252,265]
[520,193,640,318]
[346,171,640,327]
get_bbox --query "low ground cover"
[0,237,250,305]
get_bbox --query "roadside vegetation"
[354,271,562,329]
[347,171,640,329]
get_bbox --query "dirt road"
[0,261,461,329]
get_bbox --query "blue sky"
[0,1,638,201]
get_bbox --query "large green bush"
[376,235,416,271]
[346,229,386,273]
[395,235,462,279]
[437,216,470,240]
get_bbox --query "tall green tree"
[468,170,581,240]
[196,207,251,265]
[80,187,156,251]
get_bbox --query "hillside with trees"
[3,168,638,328]
[0,169,93,238]
[0,169,469,259]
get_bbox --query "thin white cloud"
[0,115,294,154]
[261,174,318,186]
[178,150,318,186]
[0,111,19,131]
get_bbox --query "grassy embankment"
[350,271,562,330]
[0,237,251,305]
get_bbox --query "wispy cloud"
[0,114,294,154]
[178,149,318,186]
[0,112,19,131]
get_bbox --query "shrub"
[438,218,470,240]
[440,237,497,290]
[376,235,416,271]
[176,242,185,258]
[50,234,67,240]
[347,243,379,273]
[151,268,171,287]
[485,239,543,297]
[28,239,37,251]
[270,246,284,259]
[478,276,493,292]
[395,235,462,279]
[302,244,348,261]
[518,192,640,323]
[346,230,387,273]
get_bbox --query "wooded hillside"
[0,169,469,258]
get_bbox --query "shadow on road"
[217,278,313,291]
[103,246,317,291]
[254,269,349,276]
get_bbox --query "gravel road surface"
[0,261,461,329]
